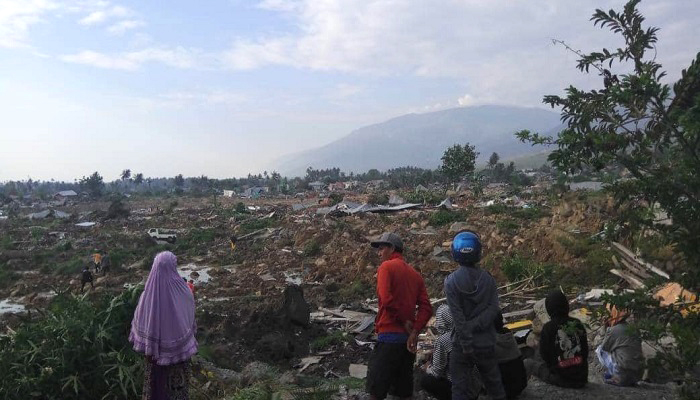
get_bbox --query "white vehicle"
[147,228,177,243]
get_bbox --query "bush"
[496,219,519,234]
[309,331,350,352]
[367,193,389,205]
[239,218,275,234]
[429,209,466,227]
[0,263,18,288]
[106,198,130,219]
[0,286,144,400]
[501,255,553,283]
[303,240,321,257]
[235,202,247,213]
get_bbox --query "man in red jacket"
[367,232,433,400]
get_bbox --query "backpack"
[554,320,585,369]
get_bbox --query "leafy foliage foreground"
[0,287,144,400]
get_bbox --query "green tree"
[120,169,131,181]
[517,1,700,394]
[133,173,144,186]
[174,174,185,189]
[79,171,104,197]
[440,143,478,183]
[488,152,500,169]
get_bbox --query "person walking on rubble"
[367,232,433,400]
[100,250,111,275]
[445,230,506,400]
[92,251,102,273]
[81,265,94,293]
[130,251,198,400]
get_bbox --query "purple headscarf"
[129,251,197,365]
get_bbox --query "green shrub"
[0,234,14,250]
[239,218,275,234]
[496,219,519,234]
[485,204,508,215]
[501,255,553,283]
[229,382,273,400]
[30,227,44,242]
[303,240,321,257]
[309,331,350,352]
[367,193,389,205]
[0,263,18,288]
[51,257,84,275]
[0,286,144,400]
[235,202,247,213]
[429,210,466,226]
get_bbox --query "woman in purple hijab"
[129,251,197,400]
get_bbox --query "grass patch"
[429,209,467,227]
[303,240,321,257]
[310,331,351,352]
[197,343,215,361]
[0,263,18,288]
[496,219,519,234]
[51,257,84,275]
[556,235,594,258]
[239,218,276,234]
[501,255,555,283]
[336,280,372,303]
[1,234,15,250]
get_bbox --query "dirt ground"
[0,188,686,397]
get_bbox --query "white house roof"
[56,190,78,197]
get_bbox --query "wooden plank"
[502,309,533,319]
[612,242,670,279]
[610,269,646,289]
[619,258,652,279]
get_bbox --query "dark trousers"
[419,371,451,400]
[367,342,416,399]
[81,280,93,293]
[450,349,505,400]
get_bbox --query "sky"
[0,0,698,181]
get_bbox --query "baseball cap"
[370,232,404,251]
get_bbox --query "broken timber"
[612,242,670,279]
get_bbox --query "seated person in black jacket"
[526,290,588,388]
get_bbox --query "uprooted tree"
[516,0,700,395]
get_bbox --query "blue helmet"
[451,231,482,266]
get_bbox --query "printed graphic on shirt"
[555,321,584,368]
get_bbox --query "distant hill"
[273,105,562,177]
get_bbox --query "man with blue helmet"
[444,231,505,400]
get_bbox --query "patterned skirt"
[142,358,191,400]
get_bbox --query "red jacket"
[375,253,432,334]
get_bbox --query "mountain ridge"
[273,105,561,177]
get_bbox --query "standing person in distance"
[130,251,198,400]
[445,231,506,400]
[367,232,433,400]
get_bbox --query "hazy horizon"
[1,0,698,181]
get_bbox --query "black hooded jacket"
[539,291,588,387]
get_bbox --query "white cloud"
[228,0,700,106]
[0,0,58,48]
[60,49,138,70]
[78,10,106,25]
[60,47,200,70]
[327,83,363,100]
[107,19,144,35]
[457,94,477,107]
[78,5,131,26]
